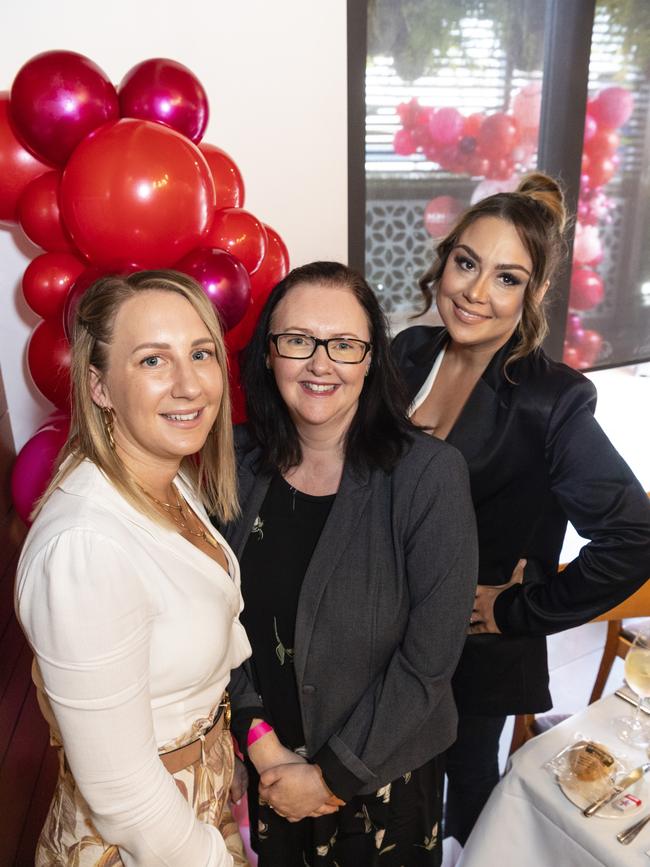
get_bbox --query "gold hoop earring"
[102,407,116,451]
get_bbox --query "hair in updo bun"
[418,171,568,371]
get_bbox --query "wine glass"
[614,627,650,748]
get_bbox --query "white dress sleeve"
[15,528,233,867]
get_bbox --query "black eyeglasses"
[269,333,372,364]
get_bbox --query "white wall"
[1,0,348,449]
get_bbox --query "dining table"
[458,691,650,866]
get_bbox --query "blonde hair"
[35,270,239,525]
[418,172,568,371]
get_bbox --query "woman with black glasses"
[217,261,478,866]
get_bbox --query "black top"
[392,325,650,715]
[239,473,335,750]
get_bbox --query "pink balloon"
[11,413,70,524]
[394,128,416,156]
[511,82,542,130]
[590,87,634,129]
[429,108,464,146]
[573,223,603,266]
[10,50,119,166]
[423,196,463,238]
[570,267,604,311]
[583,113,598,143]
[118,58,209,144]
[176,248,251,331]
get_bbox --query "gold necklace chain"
[142,485,219,550]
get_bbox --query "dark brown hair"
[418,172,568,368]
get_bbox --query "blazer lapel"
[293,463,372,686]
[399,327,449,400]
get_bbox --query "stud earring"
[102,406,116,450]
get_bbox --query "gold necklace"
[143,486,219,550]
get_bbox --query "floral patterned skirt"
[246,753,443,867]
[35,724,249,866]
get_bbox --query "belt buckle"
[221,691,231,730]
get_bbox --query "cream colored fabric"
[15,460,251,866]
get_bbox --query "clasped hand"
[259,762,340,822]
[469,558,526,634]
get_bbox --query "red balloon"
[585,128,620,160]
[588,154,617,188]
[118,58,209,144]
[463,113,484,138]
[583,112,598,143]
[22,252,86,320]
[199,143,245,209]
[0,94,49,222]
[11,413,70,525]
[429,107,464,146]
[204,208,267,274]
[570,267,604,311]
[60,119,216,268]
[562,344,581,369]
[393,128,416,156]
[477,113,520,160]
[423,196,463,238]
[225,224,289,352]
[10,51,118,166]
[176,248,251,331]
[62,267,111,340]
[27,319,72,409]
[590,87,634,129]
[18,170,77,252]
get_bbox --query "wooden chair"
[509,576,650,754]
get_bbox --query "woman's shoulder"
[513,349,597,410]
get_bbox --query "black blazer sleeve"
[313,445,478,800]
[494,375,650,635]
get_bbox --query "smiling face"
[268,281,372,440]
[90,289,223,479]
[436,216,534,358]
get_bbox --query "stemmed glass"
[614,627,650,748]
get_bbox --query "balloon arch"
[0,50,290,523]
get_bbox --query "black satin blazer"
[393,325,650,714]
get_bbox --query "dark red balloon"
[176,247,251,331]
[199,143,245,209]
[227,352,247,425]
[119,58,209,144]
[225,224,289,352]
[477,113,520,161]
[0,93,49,222]
[27,319,72,409]
[60,119,216,268]
[18,170,77,252]
[22,252,86,320]
[204,208,267,274]
[62,267,111,340]
[11,412,70,525]
[10,51,119,166]
[576,328,603,367]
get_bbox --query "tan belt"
[159,693,231,775]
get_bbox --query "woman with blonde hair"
[15,270,255,865]
[392,173,650,843]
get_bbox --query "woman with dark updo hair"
[392,172,650,844]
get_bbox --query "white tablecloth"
[458,693,650,867]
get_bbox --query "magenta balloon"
[118,58,209,144]
[429,107,464,146]
[591,87,634,129]
[10,50,119,166]
[11,415,70,525]
[176,248,251,331]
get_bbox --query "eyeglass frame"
[268,332,373,364]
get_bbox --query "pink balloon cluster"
[565,86,634,370]
[393,82,542,181]
[3,50,290,523]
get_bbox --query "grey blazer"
[221,426,478,801]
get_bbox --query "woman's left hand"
[469,559,526,634]
[259,763,333,822]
